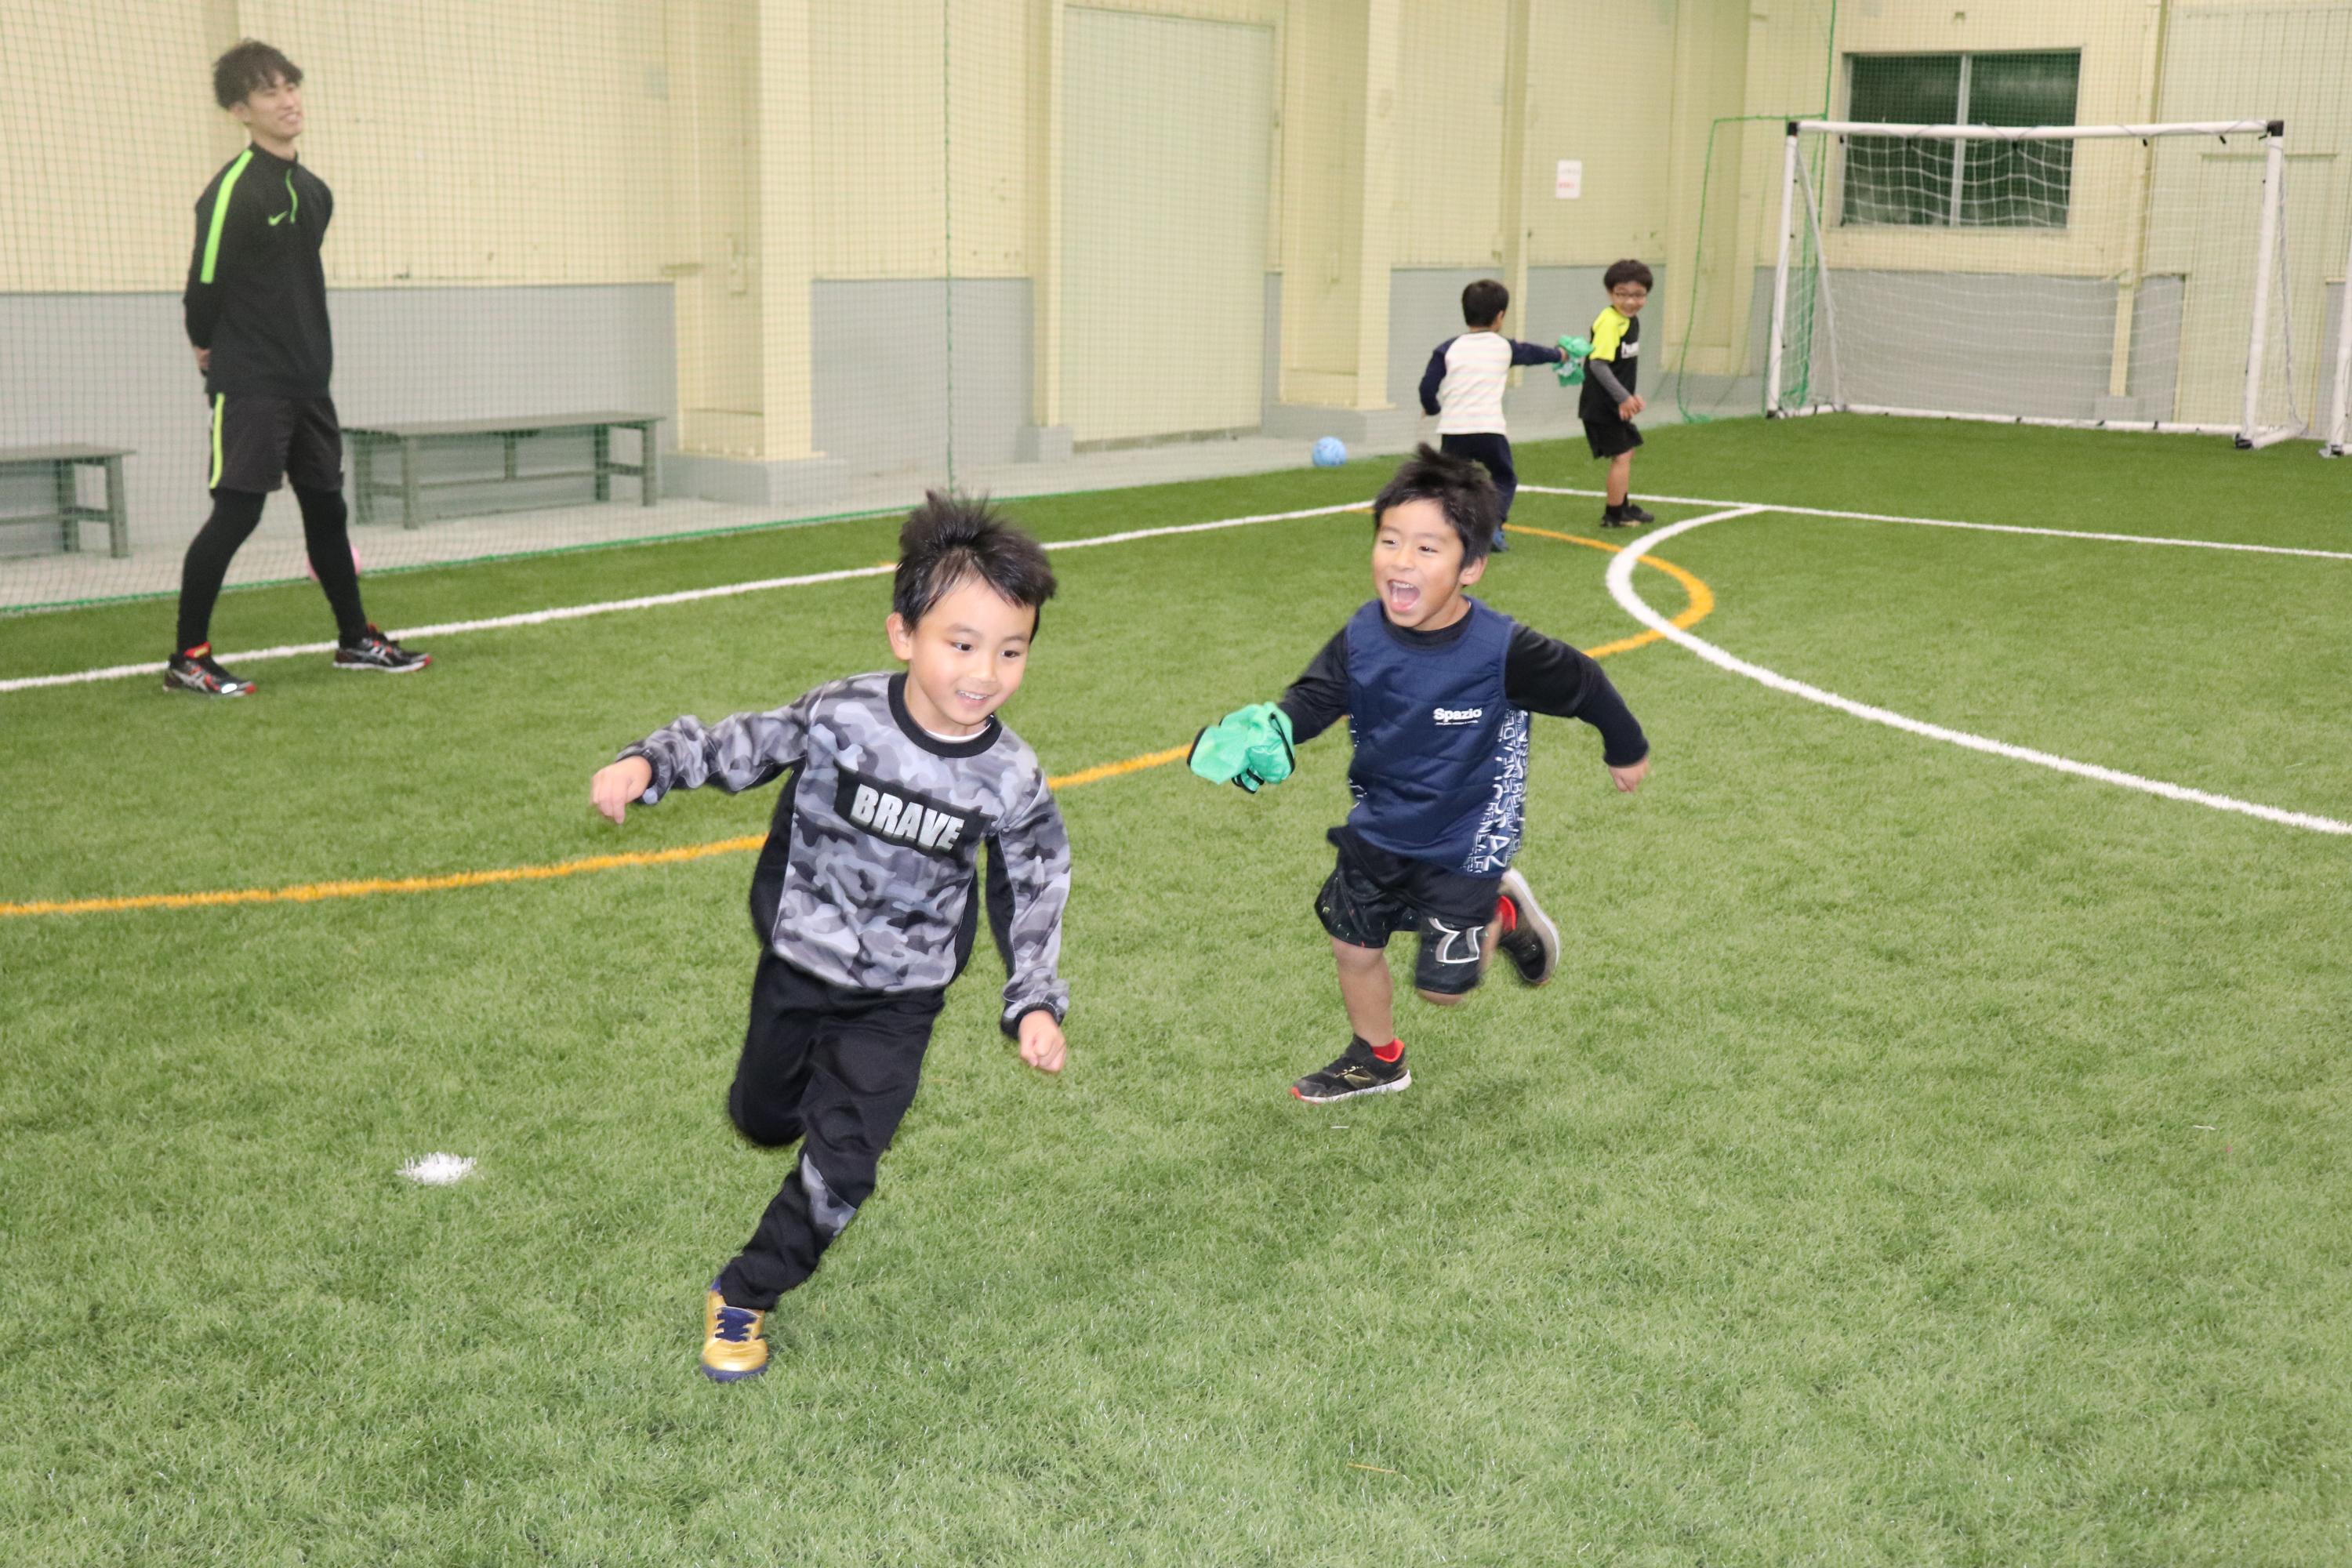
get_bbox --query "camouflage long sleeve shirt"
[621,672,1071,1032]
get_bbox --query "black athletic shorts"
[207,393,343,494]
[1315,826,1501,996]
[1582,407,1643,460]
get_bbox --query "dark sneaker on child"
[1599,504,1632,529]
[333,625,431,673]
[1490,528,1512,553]
[1290,1037,1410,1104]
[1620,499,1657,524]
[163,644,256,698]
[1494,866,1559,987]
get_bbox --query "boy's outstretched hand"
[1608,756,1650,794]
[591,756,654,824]
[1018,1011,1067,1074]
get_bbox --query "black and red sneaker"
[1494,867,1559,987]
[163,644,256,698]
[1290,1036,1410,1104]
[333,625,431,674]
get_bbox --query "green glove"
[1555,334,1592,387]
[1188,702,1296,793]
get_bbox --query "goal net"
[1767,118,2308,448]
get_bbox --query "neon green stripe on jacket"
[200,150,255,285]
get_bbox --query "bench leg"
[401,437,422,530]
[354,441,375,526]
[593,426,612,504]
[638,423,659,505]
[54,459,76,553]
[104,456,129,558]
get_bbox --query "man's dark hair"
[1372,445,1497,565]
[892,492,1057,633]
[1602,258,1654,293]
[213,40,303,110]
[1461,278,1510,328]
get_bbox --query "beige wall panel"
[1390,0,1508,268]
[1278,0,1370,388]
[1062,8,1275,440]
[1521,0,1679,269]
[232,0,673,286]
[1,2,232,292]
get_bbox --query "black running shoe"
[1494,866,1559,987]
[1290,1037,1410,1104]
[1621,499,1657,524]
[333,625,431,673]
[1599,504,1632,530]
[163,644,256,698]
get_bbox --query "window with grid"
[1841,51,2081,229]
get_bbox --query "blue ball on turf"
[1311,437,1347,468]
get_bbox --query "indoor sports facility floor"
[4,416,2347,1565]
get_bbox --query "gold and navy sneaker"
[1495,866,1560,987]
[700,1277,769,1383]
[1290,1037,1410,1104]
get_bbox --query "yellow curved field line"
[2,532,1709,920]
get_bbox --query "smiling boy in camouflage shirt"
[590,495,1071,1382]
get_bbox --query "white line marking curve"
[1,500,1370,695]
[1605,506,2352,837]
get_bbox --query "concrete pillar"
[755,0,818,462]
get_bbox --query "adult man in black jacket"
[169,39,428,696]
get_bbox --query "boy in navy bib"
[1189,446,1651,1102]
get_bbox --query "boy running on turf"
[169,39,427,695]
[1417,278,1571,553]
[590,495,1071,1381]
[1188,445,1650,1102]
[1584,260,1654,529]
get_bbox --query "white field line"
[0,499,1371,695]
[1606,507,2352,837]
[1521,485,2352,562]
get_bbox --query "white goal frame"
[2325,216,2352,459]
[1767,118,2298,449]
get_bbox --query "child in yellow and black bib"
[1581,259,1655,528]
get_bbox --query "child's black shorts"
[208,393,343,494]
[1315,827,1501,996]
[1582,408,1643,460]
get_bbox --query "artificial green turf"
[3,418,2348,1564]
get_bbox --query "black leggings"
[175,485,368,653]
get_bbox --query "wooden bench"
[0,445,132,557]
[344,413,662,530]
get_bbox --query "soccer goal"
[1767,118,2307,448]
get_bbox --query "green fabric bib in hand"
[1556,334,1592,387]
[1188,702,1296,793]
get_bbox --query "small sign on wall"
[1555,159,1582,200]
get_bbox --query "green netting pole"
[1667,1,1836,423]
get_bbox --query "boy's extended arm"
[1510,339,1568,368]
[618,691,818,803]
[1276,630,1350,744]
[988,773,1073,1036]
[1417,342,1452,416]
[1504,626,1648,766]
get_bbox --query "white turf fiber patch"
[398,1152,477,1186]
